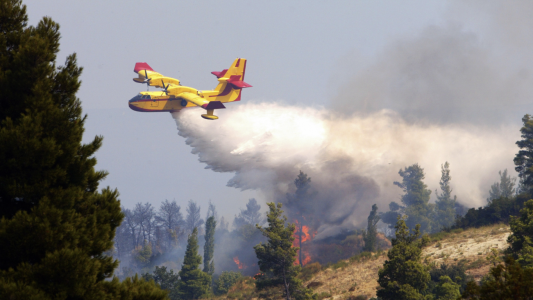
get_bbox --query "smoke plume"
[173,1,533,238]
[173,104,517,238]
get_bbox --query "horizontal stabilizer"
[202,101,226,110]
[227,75,252,89]
[134,62,154,73]
[211,69,228,78]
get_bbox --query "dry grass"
[212,224,511,299]
[306,254,386,300]
[422,224,510,282]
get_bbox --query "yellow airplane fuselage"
[129,58,250,119]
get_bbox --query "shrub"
[332,260,349,270]
[306,281,323,289]
[213,271,242,295]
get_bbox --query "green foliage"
[178,228,211,300]
[203,216,216,275]
[111,274,169,300]
[428,263,470,294]
[134,243,153,271]
[381,202,402,229]
[377,216,430,300]
[213,271,242,295]
[515,114,533,195]
[0,1,165,298]
[434,162,457,231]
[254,202,315,300]
[460,256,533,299]
[143,266,180,300]
[432,276,460,300]
[507,199,533,268]
[393,164,433,233]
[454,193,529,229]
[363,204,380,252]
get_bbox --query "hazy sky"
[24,1,523,223]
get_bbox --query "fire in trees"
[286,171,317,266]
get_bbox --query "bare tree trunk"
[283,268,291,300]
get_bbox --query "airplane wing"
[133,62,180,88]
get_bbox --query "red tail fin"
[134,62,154,73]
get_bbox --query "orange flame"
[233,256,246,269]
[292,220,313,266]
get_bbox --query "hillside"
[215,224,511,300]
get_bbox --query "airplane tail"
[211,58,252,102]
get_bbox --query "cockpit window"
[141,95,152,99]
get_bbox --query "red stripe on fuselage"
[134,98,172,102]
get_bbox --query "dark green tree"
[515,114,533,194]
[286,171,315,266]
[178,227,211,299]
[461,256,533,299]
[432,276,460,300]
[363,204,380,252]
[487,169,516,204]
[143,266,180,300]
[203,216,216,276]
[381,201,403,229]
[507,199,533,268]
[377,216,430,300]
[254,202,314,300]
[434,162,457,231]
[394,164,433,233]
[0,0,164,298]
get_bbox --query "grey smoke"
[331,25,531,125]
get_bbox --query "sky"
[23,0,531,225]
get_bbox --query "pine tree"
[254,202,314,300]
[487,169,517,204]
[381,201,403,230]
[233,198,265,228]
[394,164,433,233]
[515,114,533,195]
[433,276,461,300]
[185,200,204,235]
[377,216,430,300]
[507,199,533,268]
[203,216,216,276]
[363,204,380,252]
[434,162,457,231]
[178,227,211,299]
[0,0,164,298]
[460,256,533,299]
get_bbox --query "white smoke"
[173,103,518,237]
[172,1,533,237]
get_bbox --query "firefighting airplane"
[128,58,251,120]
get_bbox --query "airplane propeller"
[161,79,170,94]
[144,69,151,91]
